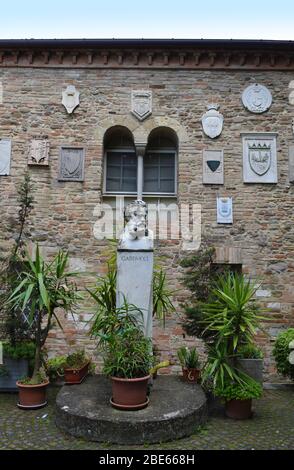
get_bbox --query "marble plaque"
[217,197,233,224]
[242,83,272,113]
[242,133,277,183]
[203,149,224,184]
[28,138,49,166]
[0,139,11,175]
[58,147,85,181]
[289,144,294,183]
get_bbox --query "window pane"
[106,151,137,192]
[143,153,175,193]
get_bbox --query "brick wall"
[0,62,293,382]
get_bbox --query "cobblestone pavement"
[0,387,293,450]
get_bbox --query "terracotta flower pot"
[225,399,252,420]
[16,379,49,409]
[111,375,150,410]
[64,361,90,384]
[182,367,200,383]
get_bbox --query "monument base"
[55,375,207,444]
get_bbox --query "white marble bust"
[118,200,153,250]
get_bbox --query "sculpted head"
[124,200,148,240]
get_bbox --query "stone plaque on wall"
[217,197,233,224]
[289,144,294,183]
[58,146,85,181]
[131,90,152,121]
[28,138,49,166]
[201,104,223,139]
[242,83,272,113]
[203,149,224,184]
[242,133,278,183]
[0,139,12,175]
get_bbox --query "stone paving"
[0,386,294,450]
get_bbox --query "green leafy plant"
[45,355,67,381]
[5,245,81,384]
[88,264,175,336]
[273,328,294,380]
[2,341,36,361]
[215,379,263,401]
[180,243,224,341]
[98,300,153,379]
[200,274,266,356]
[0,173,35,345]
[237,344,263,359]
[20,368,47,386]
[198,274,266,393]
[152,269,176,326]
[177,346,200,369]
[64,350,90,369]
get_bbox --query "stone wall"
[0,63,293,382]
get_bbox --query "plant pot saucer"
[110,397,149,411]
[17,401,47,410]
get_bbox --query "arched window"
[144,127,177,195]
[104,126,137,194]
[103,125,177,196]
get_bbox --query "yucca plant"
[198,273,267,393]
[6,245,81,384]
[200,273,266,357]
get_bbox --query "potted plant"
[273,328,294,381]
[0,341,35,391]
[91,298,153,410]
[6,245,80,409]
[63,350,91,384]
[237,344,264,384]
[198,273,266,418]
[177,346,200,383]
[215,378,263,419]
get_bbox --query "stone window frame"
[103,146,178,198]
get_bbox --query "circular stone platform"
[55,375,207,444]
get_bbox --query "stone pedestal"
[116,249,153,337]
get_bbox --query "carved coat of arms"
[201,105,223,139]
[62,85,80,114]
[28,139,50,166]
[242,84,272,114]
[131,90,152,121]
[59,147,85,181]
[249,143,271,176]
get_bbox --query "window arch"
[144,127,177,195]
[103,125,178,196]
[104,126,137,194]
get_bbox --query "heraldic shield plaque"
[201,104,223,139]
[131,90,152,121]
[59,146,85,181]
[242,133,278,183]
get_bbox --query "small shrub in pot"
[177,346,200,383]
